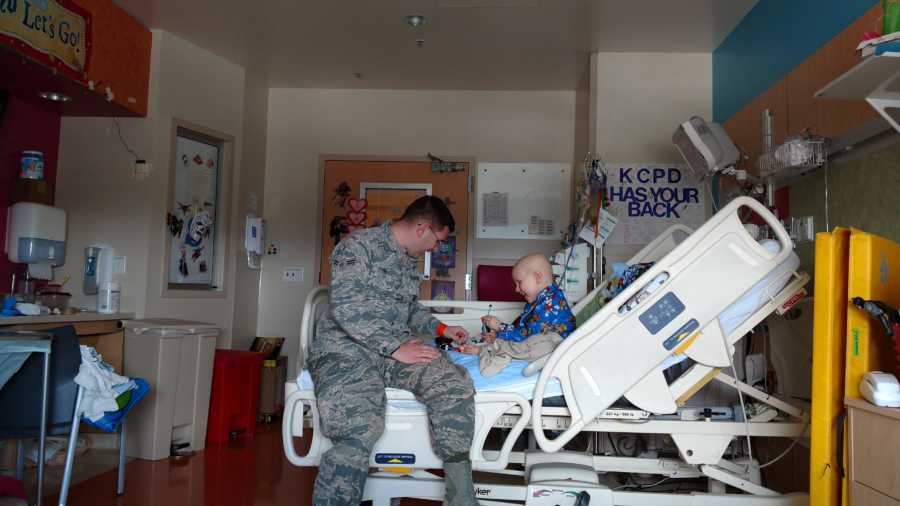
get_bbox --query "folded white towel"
[74,346,134,421]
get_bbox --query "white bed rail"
[418,300,524,338]
[282,388,321,466]
[531,197,794,453]
[282,383,534,471]
[298,285,329,371]
[572,224,695,315]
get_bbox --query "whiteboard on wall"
[476,163,571,240]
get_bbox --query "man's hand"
[482,331,497,344]
[392,340,441,364]
[481,315,501,331]
[443,325,469,343]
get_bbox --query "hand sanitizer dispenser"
[84,244,114,295]
[5,202,66,280]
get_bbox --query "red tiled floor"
[56,423,439,506]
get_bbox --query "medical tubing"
[758,421,808,469]
[720,328,754,467]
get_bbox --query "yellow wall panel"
[810,228,850,506]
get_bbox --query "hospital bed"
[282,197,811,505]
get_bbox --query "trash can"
[123,319,220,460]
[206,350,266,444]
[258,356,287,423]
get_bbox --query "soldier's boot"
[443,456,478,506]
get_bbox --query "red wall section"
[0,93,60,292]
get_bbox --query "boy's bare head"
[511,253,553,303]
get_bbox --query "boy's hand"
[481,315,501,331]
[444,325,469,343]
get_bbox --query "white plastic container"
[98,281,121,314]
[123,319,220,460]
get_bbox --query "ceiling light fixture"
[38,91,72,103]
[405,14,427,28]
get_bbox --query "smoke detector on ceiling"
[405,14,427,28]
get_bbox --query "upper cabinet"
[786,5,879,140]
[722,4,881,172]
[0,0,151,117]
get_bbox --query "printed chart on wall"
[605,163,704,245]
[166,134,220,287]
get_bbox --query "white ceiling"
[114,0,757,90]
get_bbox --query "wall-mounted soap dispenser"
[84,244,114,295]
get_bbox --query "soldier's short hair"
[400,196,455,233]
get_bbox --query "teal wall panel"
[714,0,878,123]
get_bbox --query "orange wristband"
[436,323,448,337]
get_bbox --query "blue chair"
[0,326,127,506]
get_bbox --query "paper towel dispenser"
[6,202,67,268]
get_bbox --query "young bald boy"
[461,253,576,376]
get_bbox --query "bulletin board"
[476,163,571,240]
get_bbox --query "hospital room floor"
[54,422,440,506]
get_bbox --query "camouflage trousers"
[308,340,475,505]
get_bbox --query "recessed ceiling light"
[405,14,427,28]
[38,91,71,103]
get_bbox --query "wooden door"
[320,160,469,302]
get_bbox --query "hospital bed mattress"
[297,240,799,411]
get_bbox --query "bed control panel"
[639,292,685,334]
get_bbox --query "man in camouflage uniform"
[307,196,477,505]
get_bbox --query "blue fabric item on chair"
[81,378,149,433]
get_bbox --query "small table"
[0,330,54,506]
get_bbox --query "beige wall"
[590,51,712,261]
[57,30,254,347]
[592,52,712,162]
[260,88,577,373]
[230,66,269,351]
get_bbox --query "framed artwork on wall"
[164,120,233,294]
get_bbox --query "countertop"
[0,312,135,325]
[846,396,900,421]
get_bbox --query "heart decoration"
[347,212,367,225]
[347,198,367,213]
[346,224,364,233]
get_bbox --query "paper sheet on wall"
[482,192,509,227]
[579,208,618,245]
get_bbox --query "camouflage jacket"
[316,221,441,357]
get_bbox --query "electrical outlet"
[796,216,815,244]
[133,160,151,180]
[282,267,303,282]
